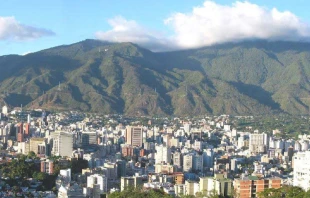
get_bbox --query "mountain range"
[1,39,310,116]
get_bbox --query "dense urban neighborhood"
[0,105,309,197]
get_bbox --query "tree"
[258,186,306,198]
[33,172,47,181]
[109,187,173,198]
[28,151,37,159]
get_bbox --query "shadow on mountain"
[155,52,205,72]
[196,40,310,54]
[230,81,280,110]
[5,93,33,107]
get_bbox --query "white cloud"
[22,51,32,56]
[165,1,310,49]
[0,16,55,41]
[95,16,175,51]
[96,1,310,51]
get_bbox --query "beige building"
[185,180,200,196]
[249,132,268,153]
[199,174,233,197]
[155,164,176,174]
[126,126,143,147]
[174,184,186,197]
[30,138,46,155]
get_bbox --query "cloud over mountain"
[0,16,55,41]
[95,16,174,51]
[96,1,310,51]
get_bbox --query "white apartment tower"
[155,144,171,164]
[293,151,310,191]
[52,132,74,157]
[249,132,268,153]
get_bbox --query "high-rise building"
[293,151,310,191]
[203,149,214,168]
[173,152,182,167]
[16,123,24,142]
[24,123,30,137]
[183,154,193,172]
[126,126,143,147]
[155,144,171,164]
[117,160,127,178]
[0,126,9,145]
[52,132,74,157]
[193,153,203,171]
[87,174,108,197]
[81,131,98,147]
[249,132,268,153]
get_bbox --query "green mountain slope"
[1,39,310,115]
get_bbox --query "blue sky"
[0,0,310,55]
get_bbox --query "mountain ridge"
[1,39,310,116]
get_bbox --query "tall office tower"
[249,132,268,153]
[16,123,24,142]
[155,144,171,164]
[293,151,310,191]
[52,132,73,157]
[126,126,143,147]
